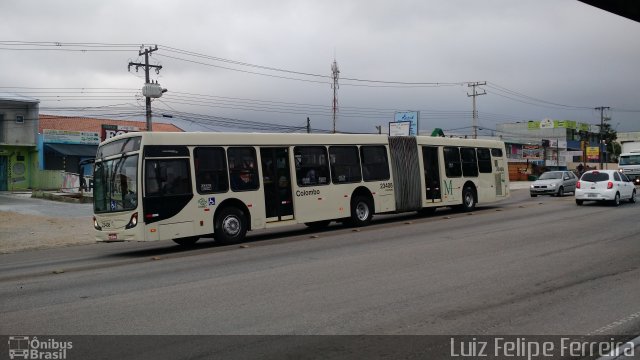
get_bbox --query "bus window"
[194,147,229,193]
[329,146,362,184]
[294,146,330,186]
[228,147,259,191]
[477,148,492,173]
[443,146,462,177]
[94,154,139,213]
[360,145,390,181]
[491,148,503,157]
[145,159,191,196]
[460,147,478,177]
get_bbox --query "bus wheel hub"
[223,216,240,236]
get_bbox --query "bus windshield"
[94,154,139,213]
[619,155,640,166]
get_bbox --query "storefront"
[39,129,100,175]
[0,146,36,191]
[0,94,39,191]
[36,115,183,191]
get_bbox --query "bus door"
[492,148,507,196]
[421,146,442,202]
[260,147,294,221]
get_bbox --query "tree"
[599,120,618,163]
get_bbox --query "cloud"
[1,0,639,133]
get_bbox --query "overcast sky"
[1,0,639,135]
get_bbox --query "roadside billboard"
[101,124,140,142]
[586,146,600,161]
[393,111,419,136]
[389,121,411,136]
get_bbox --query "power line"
[3,41,640,114]
[485,83,593,110]
[154,45,467,88]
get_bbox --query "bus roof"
[100,131,505,148]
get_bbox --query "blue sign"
[208,197,216,206]
[393,111,419,136]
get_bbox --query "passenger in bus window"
[305,168,317,184]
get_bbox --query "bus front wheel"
[350,195,373,227]
[215,207,247,244]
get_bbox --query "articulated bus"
[92,132,509,245]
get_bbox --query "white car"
[575,170,637,206]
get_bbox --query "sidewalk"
[0,191,94,253]
[30,190,93,203]
[509,181,532,190]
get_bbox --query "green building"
[0,94,39,191]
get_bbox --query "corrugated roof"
[39,114,183,133]
[0,93,40,103]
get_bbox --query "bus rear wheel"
[350,195,373,227]
[215,207,247,244]
[459,186,476,212]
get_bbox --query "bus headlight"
[125,212,138,229]
[93,216,102,230]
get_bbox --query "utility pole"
[331,59,340,133]
[375,125,382,135]
[129,45,162,131]
[307,117,311,133]
[467,81,486,139]
[595,106,610,169]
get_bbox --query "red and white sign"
[101,125,140,142]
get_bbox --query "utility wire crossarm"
[128,45,163,131]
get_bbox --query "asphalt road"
[1,190,639,357]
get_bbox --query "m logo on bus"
[443,180,453,195]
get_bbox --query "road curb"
[31,190,93,204]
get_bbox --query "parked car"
[530,171,578,197]
[575,170,637,206]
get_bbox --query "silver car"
[530,171,578,197]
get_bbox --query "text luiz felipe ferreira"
[450,337,635,359]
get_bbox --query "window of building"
[329,146,362,184]
[294,146,330,186]
[15,115,24,124]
